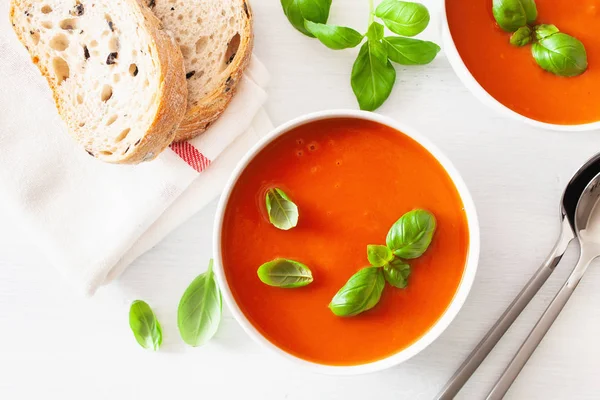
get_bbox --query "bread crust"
[172,0,254,142]
[10,0,188,164]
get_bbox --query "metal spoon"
[486,172,600,399]
[436,153,600,400]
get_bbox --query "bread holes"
[178,14,184,20]
[197,17,203,24]
[59,18,78,30]
[89,40,98,48]
[180,45,191,57]
[77,93,84,104]
[41,5,52,14]
[129,63,139,77]
[52,57,70,83]
[41,21,52,29]
[112,73,120,83]
[99,150,113,156]
[108,36,119,52]
[144,78,150,87]
[49,33,69,51]
[223,33,240,67]
[106,115,118,126]
[100,84,113,102]
[195,37,208,54]
[79,122,85,127]
[30,30,40,45]
[115,128,130,142]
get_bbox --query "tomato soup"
[446,0,600,125]
[221,118,469,365]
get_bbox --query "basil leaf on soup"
[129,300,162,351]
[329,267,386,317]
[534,24,559,41]
[509,26,533,47]
[367,245,394,267]
[177,259,222,347]
[280,0,332,37]
[384,259,411,288]
[492,0,537,32]
[532,33,588,77]
[386,209,436,259]
[383,37,440,65]
[351,23,396,111]
[304,20,363,50]
[266,188,299,230]
[375,0,430,37]
[257,258,313,288]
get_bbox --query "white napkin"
[0,5,272,296]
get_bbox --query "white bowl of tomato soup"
[213,110,480,374]
[442,0,600,131]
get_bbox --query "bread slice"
[149,0,253,142]
[10,0,188,164]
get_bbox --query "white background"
[2,0,600,399]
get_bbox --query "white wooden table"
[2,1,600,399]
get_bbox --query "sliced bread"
[148,0,253,142]
[10,0,188,164]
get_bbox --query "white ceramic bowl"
[213,110,480,375]
[441,2,600,132]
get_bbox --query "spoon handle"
[435,217,573,400]
[486,248,594,400]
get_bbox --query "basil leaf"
[492,0,537,32]
[532,33,588,77]
[366,20,384,41]
[266,188,299,230]
[383,36,440,65]
[386,209,436,259]
[257,258,313,288]
[129,300,162,351]
[329,267,385,317]
[374,0,430,37]
[351,24,396,111]
[177,259,222,347]
[384,259,411,288]
[509,26,533,47]
[280,0,332,37]
[304,20,363,49]
[367,245,394,267]
[534,24,559,41]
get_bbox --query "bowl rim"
[212,109,481,375]
[440,2,600,132]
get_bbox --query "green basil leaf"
[351,28,396,111]
[266,188,299,230]
[129,300,162,351]
[534,24,559,41]
[509,26,533,47]
[532,33,588,77]
[384,259,411,288]
[280,0,332,37]
[367,245,394,267]
[492,0,537,32]
[383,36,440,65]
[366,20,384,41]
[304,20,364,49]
[386,209,436,259]
[257,258,313,288]
[374,0,430,37]
[329,267,385,317]
[177,259,222,347]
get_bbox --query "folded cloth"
[0,8,272,295]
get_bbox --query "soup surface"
[447,0,600,125]
[221,118,469,365]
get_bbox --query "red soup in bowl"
[215,111,479,372]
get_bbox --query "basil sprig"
[329,209,436,317]
[129,300,163,351]
[177,259,223,347]
[257,258,313,288]
[266,188,299,230]
[279,0,438,111]
[492,0,588,77]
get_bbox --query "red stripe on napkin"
[169,142,211,173]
